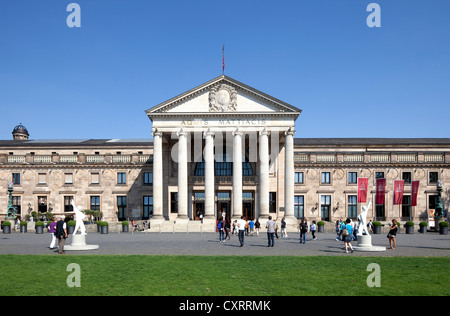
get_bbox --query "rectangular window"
[321,195,331,221]
[321,172,330,184]
[375,172,384,179]
[171,193,178,213]
[38,173,47,185]
[12,196,21,215]
[64,196,73,212]
[91,173,100,184]
[348,172,357,184]
[348,195,357,218]
[402,195,411,219]
[64,173,73,185]
[402,172,411,184]
[294,195,304,218]
[117,172,126,184]
[429,172,438,184]
[144,172,153,185]
[38,196,47,213]
[90,196,100,211]
[143,196,153,219]
[295,172,304,184]
[117,196,127,220]
[12,173,20,185]
[269,192,277,213]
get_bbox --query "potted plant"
[20,221,27,233]
[317,221,325,233]
[67,220,76,234]
[122,221,129,233]
[100,221,109,234]
[372,221,382,234]
[419,222,428,234]
[35,221,44,234]
[439,221,448,235]
[405,221,415,234]
[97,221,103,232]
[2,221,11,234]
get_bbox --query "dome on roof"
[12,123,29,140]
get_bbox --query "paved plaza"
[0,230,449,257]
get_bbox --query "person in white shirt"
[237,216,247,247]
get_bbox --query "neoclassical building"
[1,76,449,229]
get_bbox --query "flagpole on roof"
[222,44,225,75]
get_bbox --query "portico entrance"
[146,75,301,227]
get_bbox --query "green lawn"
[0,255,448,296]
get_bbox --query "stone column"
[177,129,189,221]
[259,128,270,219]
[151,129,164,221]
[232,128,243,219]
[284,127,296,223]
[204,129,215,220]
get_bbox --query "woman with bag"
[387,219,398,249]
[341,218,354,253]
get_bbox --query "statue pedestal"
[65,234,99,251]
[353,235,386,252]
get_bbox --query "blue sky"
[0,0,449,140]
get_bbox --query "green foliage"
[439,221,449,227]
[372,221,382,226]
[122,221,129,226]
[35,221,44,227]
[2,221,11,227]
[317,221,325,226]
[405,221,415,227]
[419,222,428,227]
[67,220,76,226]
[20,221,27,226]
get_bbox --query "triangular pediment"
[146,75,302,118]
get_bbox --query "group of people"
[47,216,69,254]
[217,216,321,248]
[335,218,399,253]
[217,216,400,253]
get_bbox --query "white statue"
[357,199,371,236]
[71,200,86,235]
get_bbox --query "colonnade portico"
[149,126,297,226]
[146,75,302,228]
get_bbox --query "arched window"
[194,153,253,176]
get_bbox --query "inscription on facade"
[181,118,267,126]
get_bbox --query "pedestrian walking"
[217,218,225,242]
[335,220,341,241]
[238,216,246,247]
[225,218,231,240]
[299,219,308,244]
[274,219,279,239]
[368,219,373,233]
[55,215,67,254]
[387,219,398,249]
[255,219,260,237]
[341,218,354,253]
[48,217,57,249]
[266,216,276,247]
[281,217,287,238]
[352,219,358,241]
[310,220,317,240]
[249,219,255,236]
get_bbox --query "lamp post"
[6,181,16,218]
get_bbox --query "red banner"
[357,178,368,203]
[376,178,386,205]
[393,180,405,205]
[411,180,420,206]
